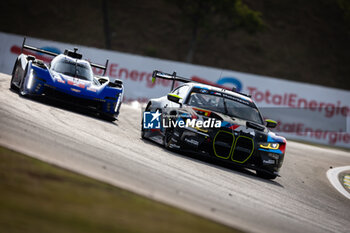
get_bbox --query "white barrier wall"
[0,32,349,148]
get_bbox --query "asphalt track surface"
[0,73,349,233]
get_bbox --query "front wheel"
[19,76,29,96]
[163,128,173,149]
[141,118,146,139]
[256,170,277,180]
[10,60,20,90]
[18,65,30,97]
[163,113,177,149]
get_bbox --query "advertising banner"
[0,32,349,148]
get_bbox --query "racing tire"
[10,60,20,90]
[19,66,29,97]
[163,113,176,150]
[141,120,146,139]
[163,128,173,149]
[101,113,117,122]
[256,170,277,180]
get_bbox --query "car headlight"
[260,142,280,150]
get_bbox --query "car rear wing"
[152,70,198,90]
[151,70,251,97]
[21,37,109,75]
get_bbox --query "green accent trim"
[213,130,235,160]
[231,136,254,164]
[152,77,156,83]
[265,119,277,124]
[168,93,183,99]
[259,142,279,150]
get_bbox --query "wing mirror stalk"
[167,93,182,107]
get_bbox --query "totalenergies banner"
[0,32,349,148]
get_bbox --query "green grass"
[0,146,242,233]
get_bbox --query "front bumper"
[171,127,284,173]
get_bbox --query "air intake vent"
[213,131,234,159]
[232,136,254,163]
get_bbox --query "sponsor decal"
[87,86,97,92]
[55,75,65,84]
[70,88,81,93]
[44,84,56,89]
[67,80,85,89]
[169,143,181,149]
[263,159,275,165]
[79,83,85,88]
[192,107,212,117]
[223,93,251,105]
[184,138,199,146]
[94,98,106,102]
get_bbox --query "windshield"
[187,91,263,124]
[52,58,93,81]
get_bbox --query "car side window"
[172,85,189,99]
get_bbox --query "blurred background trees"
[337,0,350,30]
[165,0,264,63]
[0,0,349,90]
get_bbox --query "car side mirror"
[26,55,36,61]
[114,79,123,88]
[265,119,277,128]
[167,93,182,105]
[98,77,109,84]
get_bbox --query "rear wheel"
[163,128,173,149]
[256,170,277,180]
[17,63,32,97]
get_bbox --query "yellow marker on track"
[343,175,350,190]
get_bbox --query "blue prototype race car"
[10,38,123,121]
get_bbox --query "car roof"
[54,54,91,67]
[184,82,253,102]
